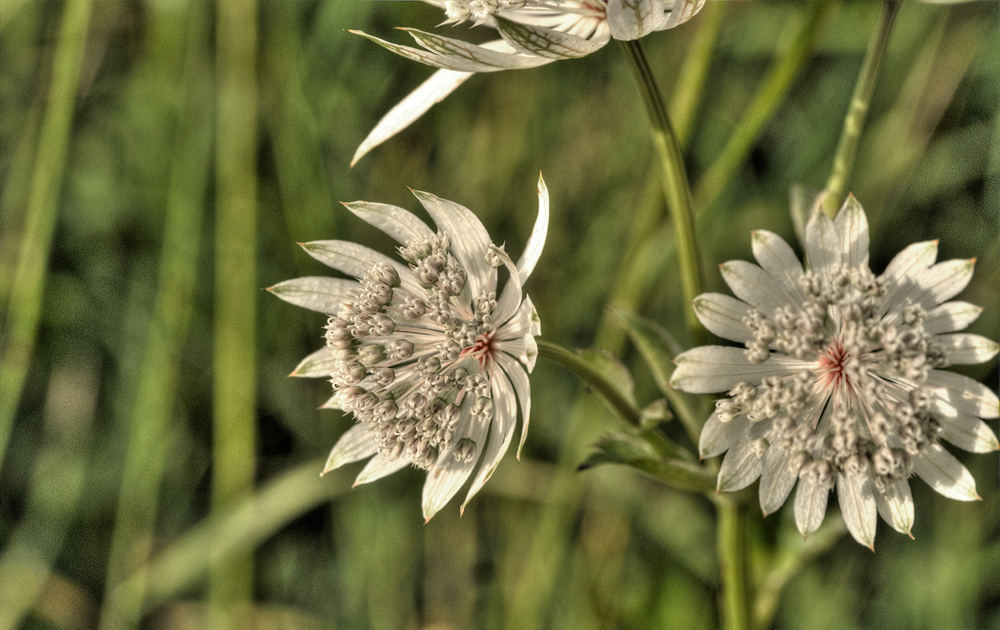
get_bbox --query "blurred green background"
[0,1,998,629]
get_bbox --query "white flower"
[270,175,549,521]
[350,0,704,165]
[669,196,999,548]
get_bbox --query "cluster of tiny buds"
[320,232,514,471]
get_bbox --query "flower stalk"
[717,499,752,630]
[822,0,902,218]
[619,39,705,346]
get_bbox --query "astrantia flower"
[270,176,548,520]
[669,196,999,547]
[350,0,704,165]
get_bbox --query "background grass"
[0,1,997,629]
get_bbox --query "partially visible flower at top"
[670,196,999,548]
[349,0,705,165]
[269,175,549,521]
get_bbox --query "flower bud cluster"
[322,234,507,469]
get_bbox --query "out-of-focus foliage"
[0,1,996,629]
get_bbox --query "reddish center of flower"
[461,331,496,369]
[817,340,851,391]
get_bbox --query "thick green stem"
[822,0,902,218]
[717,499,751,630]
[619,39,705,346]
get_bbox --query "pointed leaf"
[323,424,378,473]
[267,277,357,314]
[495,15,606,58]
[515,172,549,283]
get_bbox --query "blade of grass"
[211,0,259,626]
[98,2,213,627]
[0,0,95,474]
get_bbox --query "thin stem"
[670,0,729,147]
[822,0,902,218]
[619,39,705,346]
[716,499,751,630]
[536,339,691,462]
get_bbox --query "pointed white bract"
[271,175,549,520]
[351,0,705,164]
[671,196,998,547]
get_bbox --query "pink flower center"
[817,340,850,392]
[461,330,496,369]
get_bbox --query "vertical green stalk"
[717,499,751,630]
[0,0,94,473]
[822,0,902,218]
[619,39,705,346]
[98,3,212,628]
[670,0,729,147]
[211,0,258,626]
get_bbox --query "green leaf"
[614,309,682,394]
[576,348,637,408]
[579,434,716,495]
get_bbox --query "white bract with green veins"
[270,176,548,521]
[350,0,704,165]
[670,196,999,548]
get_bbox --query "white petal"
[492,245,524,326]
[719,260,797,320]
[462,369,519,510]
[267,277,357,314]
[923,370,999,419]
[670,346,807,394]
[351,69,473,167]
[717,439,766,492]
[299,240,409,286]
[515,173,549,284]
[657,0,706,30]
[912,443,979,501]
[291,347,337,378]
[422,405,488,520]
[412,189,492,298]
[497,293,540,341]
[352,29,550,72]
[878,240,938,316]
[699,412,749,459]
[833,194,869,270]
[606,0,662,40]
[354,452,409,486]
[323,424,378,474]
[496,352,532,458]
[837,472,877,548]
[923,301,983,335]
[495,15,607,58]
[341,201,434,245]
[935,402,1000,453]
[751,230,807,305]
[692,293,754,344]
[759,447,798,516]
[794,475,830,538]
[874,477,914,536]
[804,209,841,278]
[936,333,999,365]
[885,259,978,322]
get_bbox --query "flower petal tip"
[907,531,915,540]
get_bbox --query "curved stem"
[619,39,705,346]
[822,0,902,218]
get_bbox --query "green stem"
[211,0,258,625]
[670,0,729,147]
[822,0,902,218]
[619,39,704,346]
[717,499,751,630]
[0,0,94,474]
[536,339,690,462]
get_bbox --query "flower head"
[270,175,549,520]
[670,196,999,548]
[350,0,704,165]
